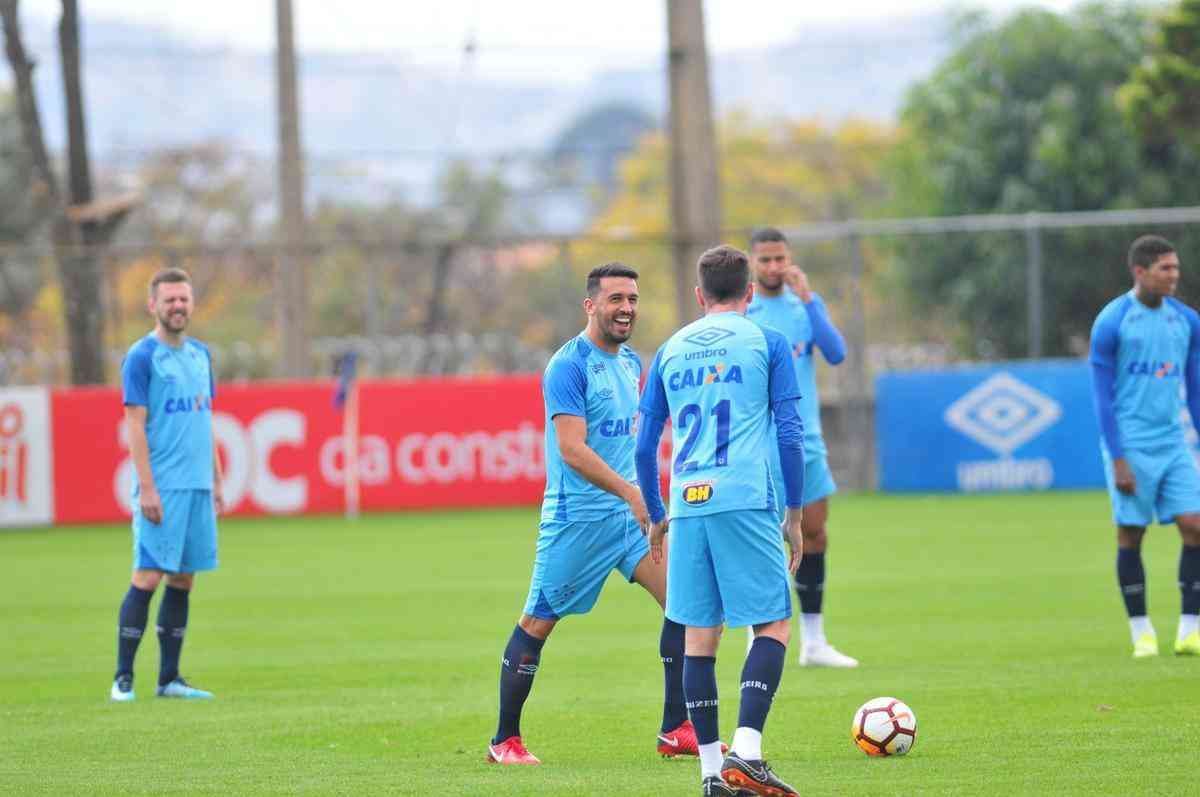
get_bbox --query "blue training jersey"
[540,332,642,523]
[1089,291,1200,455]
[639,311,801,518]
[746,288,842,455]
[121,333,216,490]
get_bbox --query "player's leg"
[113,488,188,701]
[156,490,217,699]
[795,464,855,668]
[710,509,799,796]
[1155,448,1200,655]
[1104,446,1158,656]
[489,612,555,764]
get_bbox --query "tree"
[2,0,135,384]
[0,91,42,321]
[891,5,1200,358]
[1119,0,1200,152]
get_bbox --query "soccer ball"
[852,697,917,756]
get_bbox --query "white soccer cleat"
[155,677,214,699]
[110,673,135,702]
[800,643,859,668]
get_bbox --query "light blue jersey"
[639,312,800,519]
[747,289,844,456]
[121,333,215,490]
[1089,292,1200,456]
[540,332,642,524]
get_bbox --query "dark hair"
[697,245,750,302]
[149,267,191,297]
[586,262,639,297]
[749,226,788,250]
[1128,235,1176,271]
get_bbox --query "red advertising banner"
[52,376,548,524]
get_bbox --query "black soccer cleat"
[720,753,799,797]
[702,775,752,796]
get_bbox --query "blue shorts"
[771,451,838,521]
[1102,444,1200,526]
[523,509,650,620]
[132,489,219,573]
[666,509,792,629]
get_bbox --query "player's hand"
[140,484,163,525]
[1113,457,1136,495]
[784,267,812,303]
[649,519,669,565]
[625,484,650,532]
[213,483,226,515]
[783,509,804,574]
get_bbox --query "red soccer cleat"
[486,736,541,765]
[657,720,729,758]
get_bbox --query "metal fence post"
[1024,215,1044,359]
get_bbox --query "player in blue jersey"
[636,245,804,797]
[1090,235,1200,658]
[487,264,707,766]
[744,226,857,668]
[110,268,222,702]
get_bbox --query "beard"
[600,313,634,344]
[158,309,189,332]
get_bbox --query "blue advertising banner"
[876,360,1108,492]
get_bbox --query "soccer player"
[111,267,222,701]
[487,263,704,765]
[745,226,857,668]
[636,245,804,797]
[1090,234,1200,658]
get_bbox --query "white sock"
[802,613,826,649]
[731,727,762,761]
[1129,615,1154,643]
[698,741,724,779]
[1178,614,1199,641]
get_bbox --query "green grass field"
[3,491,1198,795]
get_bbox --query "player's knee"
[754,619,790,646]
[1117,526,1145,549]
[131,569,163,591]
[165,573,194,591]
[801,526,828,550]
[1179,520,1200,546]
[519,614,556,641]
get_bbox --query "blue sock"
[115,585,153,678]
[156,586,189,686]
[1180,545,1200,615]
[1117,548,1147,617]
[683,655,719,745]
[794,552,825,614]
[660,619,687,732]
[738,637,786,733]
[493,625,545,744]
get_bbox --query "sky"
[19,0,1082,82]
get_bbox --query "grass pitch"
[2,491,1198,795]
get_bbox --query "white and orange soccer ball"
[852,697,917,757]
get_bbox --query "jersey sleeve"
[637,347,670,421]
[765,327,802,405]
[635,347,670,524]
[804,293,846,364]
[1088,306,1123,458]
[199,341,216,398]
[121,343,152,407]
[1184,306,1200,436]
[772,398,806,509]
[543,356,588,419]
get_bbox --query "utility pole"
[275,0,310,377]
[666,0,722,326]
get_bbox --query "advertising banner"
[0,387,54,527]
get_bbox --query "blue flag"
[333,351,359,409]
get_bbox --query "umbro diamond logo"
[943,373,1062,457]
[683,327,736,347]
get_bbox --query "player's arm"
[206,347,225,514]
[122,347,162,524]
[1088,310,1133,494]
[635,348,671,561]
[553,414,647,528]
[767,328,807,572]
[784,271,846,364]
[1184,309,1200,437]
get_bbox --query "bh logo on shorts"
[943,373,1062,491]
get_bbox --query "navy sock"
[660,618,687,733]
[739,637,786,733]
[115,585,153,678]
[794,552,825,614]
[1180,545,1200,615]
[1117,548,1147,617]
[683,655,719,745]
[493,625,545,744]
[156,585,189,686]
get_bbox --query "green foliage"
[3,493,1200,794]
[892,4,1200,358]
[1119,0,1200,151]
[0,91,44,318]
